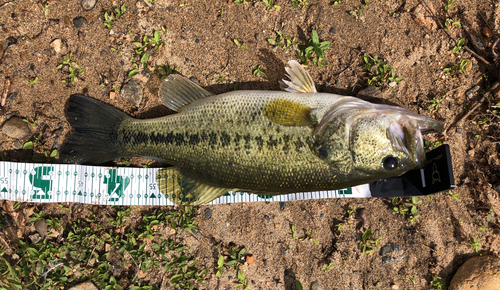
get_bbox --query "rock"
[246,255,255,265]
[483,27,493,38]
[13,140,22,149]
[264,215,270,221]
[2,117,30,139]
[279,201,286,210]
[466,85,480,98]
[50,39,65,55]
[310,280,321,290]
[189,76,200,85]
[73,16,88,29]
[380,243,404,256]
[69,281,99,290]
[121,80,143,107]
[81,0,96,11]
[412,4,438,30]
[204,208,212,219]
[449,255,500,290]
[29,233,42,244]
[34,219,47,238]
[329,27,336,34]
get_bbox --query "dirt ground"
[0,0,500,289]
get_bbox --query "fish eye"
[382,156,398,171]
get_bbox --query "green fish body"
[63,61,443,205]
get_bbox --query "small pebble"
[34,219,48,238]
[246,255,255,265]
[279,201,286,210]
[380,243,404,256]
[29,233,42,244]
[121,80,143,107]
[329,27,336,34]
[81,0,96,11]
[318,30,325,36]
[483,26,493,38]
[195,38,200,43]
[50,39,64,54]
[189,76,200,85]
[73,16,88,29]
[465,85,480,98]
[204,208,212,219]
[2,117,31,139]
[13,140,22,149]
[69,281,99,290]
[456,128,463,134]
[264,215,270,221]
[310,280,322,290]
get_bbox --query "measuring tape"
[0,162,370,206]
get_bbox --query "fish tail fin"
[61,94,131,164]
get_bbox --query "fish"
[62,60,443,205]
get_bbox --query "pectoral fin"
[156,168,233,205]
[263,100,316,126]
[279,60,317,93]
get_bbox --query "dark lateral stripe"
[124,130,306,152]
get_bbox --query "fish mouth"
[399,115,444,169]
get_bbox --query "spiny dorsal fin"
[159,74,213,112]
[263,99,315,126]
[156,168,234,205]
[279,60,317,93]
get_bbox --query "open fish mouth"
[396,114,444,169]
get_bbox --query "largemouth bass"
[62,61,443,205]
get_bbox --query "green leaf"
[362,229,372,241]
[23,141,33,149]
[267,39,276,45]
[296,281,303,290]
[217,255,224,268]
[311,30,319,45]
[128,70,138,78]
[238,270,245,281]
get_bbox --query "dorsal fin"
[156,167,234,205]
[279,60,317,93]
[159,74,213,112]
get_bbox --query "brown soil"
[0,0,500,289]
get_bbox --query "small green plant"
[236,270,250,289]
[108,207,131,228]
[116,158,130,166]
[297,30,331,66]
[290,224,297,240]
[453,38,465,53]
[487,208,495,222]
[443,59,469,77]
[349,0,370,20]
[164,240,208,289]
[291,0,308,10]
[104,12,113,29]
[392,197,422,224]
[112,84,120,93]
[321,262,334,271]
[179,3,189,7]
[252,65,265,77]
[157,63,177,81]
[267,31,298,49]
[166,206,198,231]
[427,97,443,112]
[359,229,382,254]
[215,245,246,286]
[448,190,461,200]
[29,211,44,223]
[142,162,153,168]
[23,118,39,127]
[478,117,489,126]
[28,77,38,85]
[111,45,124,54]
[299,230,319,245]
[114,3,126,18]
[44,4,49,17]
[261,0,280,10]
[57,53,84,84]
[131,31,165,69]
[332,0,345,5]
[233,39,247,50]
[363,53,403,87]
[234,0,249,3]
[466,237,482,252]
[336,223,344,234]
[444,19,461,30]
[346,206,356,228]
[444,0,456,11]
[430,275,447,290]
[424,140,443,152]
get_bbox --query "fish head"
[314,99,443,178]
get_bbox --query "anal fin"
[156,168,233,205]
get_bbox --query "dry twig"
[1,77,10,107]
